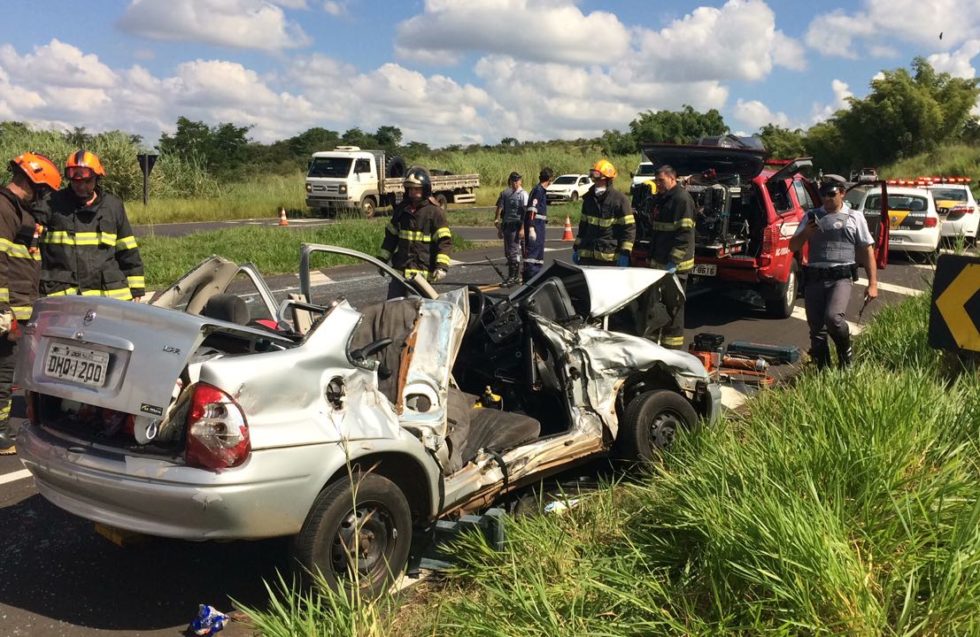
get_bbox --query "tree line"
[1,57,976,201]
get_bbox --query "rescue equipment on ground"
[726,340,801,365]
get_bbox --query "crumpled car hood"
[520,261,682,319]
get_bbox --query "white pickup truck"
[305,146,480,217]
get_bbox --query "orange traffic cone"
[561,215,574,241]
[278,206,289,227]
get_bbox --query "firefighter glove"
[431,268,448,283]
[616,252,630,267]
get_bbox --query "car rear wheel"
[292,472,412,599]
[570,191,579,202]
[616,389,699,462]
[434,193,448,210]
[765,260,798,319]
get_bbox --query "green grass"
[241,290,980,636]
[881,143,980,197]
[138,222,468,287]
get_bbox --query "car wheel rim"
[649,411,681,450]
[785,270,796,307]
[331,504,395,579]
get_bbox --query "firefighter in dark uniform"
[647,164,695,349]
[523,167,552,282]
[378,167,452,298]
[573,159,634,266]
[39,151,145,301]
[0,152,62,454]
[789,179,877,369]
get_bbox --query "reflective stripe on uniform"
[378,248,392,261]
[619,214,635,225]
[41,231,118,246]
[524,258,544,265]
[434,227,451,240]
[116,235,138,250]
[581,215,616,228]
[662,336,685,347]
[403,268,430,278]
[651,218,695,231]
[676,258,695,272]
[399,230,433,242]
[0,404,9,421]
[435,253,451,266]
[0,288,8,302]
[0,239,33,259]
[385,223,397,236]
[621,241,635,252]
[578,248,617,261]
[127,275,145,289]
[11,305,32,320]
[46,287,132,301]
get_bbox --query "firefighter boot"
[503,262,520,287]
[837,344,853,370]
[810,343,832,369]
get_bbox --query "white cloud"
[806,0,980,58]
[927,39,980,78]
[0,39,117,88]
[118,0,311,52]
[395,0,631,65]
[634,0,804,82]
[733,99,789,130]
[323,1,346,16]
[810,79,853,124]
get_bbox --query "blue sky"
[1,1,977,147]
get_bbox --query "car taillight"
[185,383,250,470]
[25,391,38,426]
[951,205,974,214]
[762,225,777,255]
[924,216,938,228]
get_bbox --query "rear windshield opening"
[929,188,968,202]
[865,194,928,212]
[552,176,577,185]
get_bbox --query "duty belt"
[804,263,857,282]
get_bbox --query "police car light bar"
[886,176,972,185]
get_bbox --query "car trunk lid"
[641,144,766,181]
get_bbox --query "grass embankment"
[138,223,468,287]
[881,143,980,195]
[242,291,980,635]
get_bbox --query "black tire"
[434,193,448,210]
[292,472,412,599]
[765,260,799,319]
[570,191,579,202]
[616,389,699,462]
[360,196,377,219]
[385,156,406,179]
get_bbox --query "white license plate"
[45,343,109,387]
[693,264,717,276]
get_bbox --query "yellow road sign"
[929,255,980,353]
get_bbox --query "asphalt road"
[0,215,956,635]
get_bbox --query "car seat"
[349,298,422,404]
[200,294,249,325]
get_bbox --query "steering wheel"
[465,285,487,336]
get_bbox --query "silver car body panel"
[16,244,717,539]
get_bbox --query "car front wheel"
[292,472,412,598]
[765,260,798,319]
[616,389,699,462]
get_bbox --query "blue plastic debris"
[188,604,228,636]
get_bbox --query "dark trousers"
[804,277,852,367]
[661,272,688,349]
[522,218,546,280]
[0,338,16,436]
[502,222,523,267]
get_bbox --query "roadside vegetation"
[138,223,468,287]
[240,291,980,635]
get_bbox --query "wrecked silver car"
[15,245,720,596]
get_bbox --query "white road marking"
[790,305,863,335]
[308,271,333,285]
[0,469,32,485]
[855,278,922,297]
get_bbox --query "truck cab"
[305,146,387,218]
